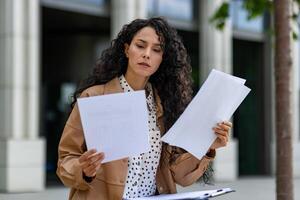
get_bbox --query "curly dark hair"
[72,17,212,182]
[73,17,193,132]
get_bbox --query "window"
[148,0,193,21]
[41,0,108,16]
[62,0,106,7]
[230,0,263,33]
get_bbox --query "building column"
[291,9,300,177]
[199,0,237,181]
[0,0,45,192]
[111,0,147,39]
[292,42,300,177]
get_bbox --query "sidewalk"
[0,177,299,200]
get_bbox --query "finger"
[217,123,230,131]
[83,168,96,178]
[84,168,97,178]
[83,163,96,177]
[87,152,104,160]
[213,127,228,136]
[94,161,102,171]
[81,153,104,169]
[99,154,105,163]
[217,135,228,145]
[84,162,101,176]
[79,149,97,163]
[222,121,232,127]
[84,153,104,168]
[89,153,105,166]
[215,124,229,132]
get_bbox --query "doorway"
[41,6,110,185]
[233,38,270,175]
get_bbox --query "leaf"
[291,13,298,20]
[209,2,229,30]
[292,30,298,40]
[209,0,300,33]
[243,0,273,20]
[294,0,300,5]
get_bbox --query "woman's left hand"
[209,121,232,150]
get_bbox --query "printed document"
[161,69,251,159]
[77,91,149,163]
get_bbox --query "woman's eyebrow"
[137,39,161,47]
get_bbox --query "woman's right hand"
[79,149,105,178]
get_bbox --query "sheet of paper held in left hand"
[77,90,150,163]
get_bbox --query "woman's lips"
[138,62,151,68]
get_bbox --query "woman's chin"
[135,69,154,78]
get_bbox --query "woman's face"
[125,26,163,79]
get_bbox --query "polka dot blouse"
[119,75,162,199]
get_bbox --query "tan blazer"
[56,77,215,200]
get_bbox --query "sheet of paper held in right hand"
[77,91,150,163]
[161,69,251,159]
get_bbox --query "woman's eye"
[136,44,144,48]
[153,49,162,53]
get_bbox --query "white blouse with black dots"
[119,75,162,199]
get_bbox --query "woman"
[57,17,232,200]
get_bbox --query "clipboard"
[130,188,235,200]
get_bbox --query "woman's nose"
[143,48,151,59]
[143,54,150,59]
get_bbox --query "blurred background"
[0,0,299,199]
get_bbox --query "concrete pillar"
[199,0,237,181]
[264,14,276,176]
[199,0,232,79]
[27,0,40,140]
[111,0,147,39]
[0,0,45,192]
[292,40,300,177]
[291,3,300,176]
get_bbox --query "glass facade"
[147,0,193,21]
[52,0,106,7]
[230,0,263,33]
[41,0,108,16]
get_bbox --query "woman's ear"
[124,43,129,58]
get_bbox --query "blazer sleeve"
[56,90,95,190]
[169,148,215,187]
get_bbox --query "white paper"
[161,69,251,159]
[130,188,234,200]
[77,91,150,163]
